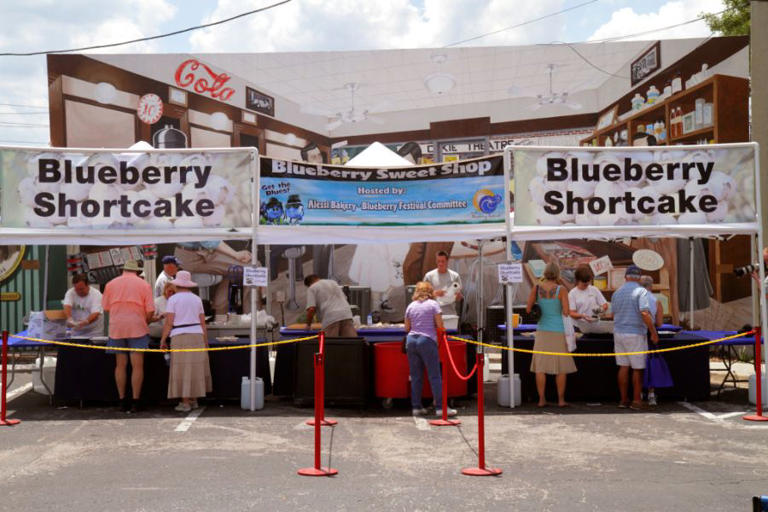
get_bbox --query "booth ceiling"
[196,41,652,114]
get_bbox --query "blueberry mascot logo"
[261,197,285,224]
[473,189,502,214]
[285,194,304,224]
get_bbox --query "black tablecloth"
[500,332,710,403]
[54,338,271,404]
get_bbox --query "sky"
[0,0,727,147]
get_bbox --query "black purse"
[529,285,542,323]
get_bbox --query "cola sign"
[174,59,236,102]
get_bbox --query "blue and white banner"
[258,156,505,227]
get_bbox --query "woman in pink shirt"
[160,271,212,412]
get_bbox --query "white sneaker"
[174,402,191,412]
[190,400,200,410]
[412,407,427,416]
[436,407,457,417]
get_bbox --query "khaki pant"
[324,319,357,337]
[174,246,257,315]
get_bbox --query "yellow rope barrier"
[8,333,319,353]
[448,330,756,357]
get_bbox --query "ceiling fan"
[528,64,582,111]
[301,82,386,131]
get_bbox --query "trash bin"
[374,340,467,399]
[32,356,57,395]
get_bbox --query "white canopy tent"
[501,143,767,409]
[344,142,414,168]
[1,145,509,409]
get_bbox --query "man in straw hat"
[102,259,155,413]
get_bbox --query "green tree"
[701,0,750,36]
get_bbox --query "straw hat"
[123,259,143,274]
[170,270,197,288]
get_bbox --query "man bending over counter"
[304,274,357,337]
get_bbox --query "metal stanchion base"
[743,414,768,422]
[0,418,20,426]
[429,418,460,426]
[297,467,338,477]
[306,418,337,426]
[461,466,502,476]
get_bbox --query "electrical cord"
[0,111,49,115]
[455,423,479,458]
[0,103,47,109]
[546,11,727,81]
[0,0,292,57]
[0,121,49,127]
[327,424,336,472]
[444,0,598,48]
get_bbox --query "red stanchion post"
[744,327,768,422]
[462,352,501,476]
[430,330,460,427]
[307,331,337,426]
[298,351,338,476]
[1,330,21,426]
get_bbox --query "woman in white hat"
[160,270,212,412]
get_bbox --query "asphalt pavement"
[2,381,768,512]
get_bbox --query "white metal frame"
[501,142,766,408]
[1,145,265,409]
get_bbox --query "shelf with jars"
[580,74,748,148]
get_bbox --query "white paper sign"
[589,255,613,276]
[498,263,523,284]
[243,266,268,287]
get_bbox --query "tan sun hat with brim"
[123,259,144,274]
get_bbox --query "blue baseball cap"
[625,265,642,277]
[161,255,180,266]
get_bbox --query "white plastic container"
[748,373,768,406]
[443,314,459,330]
[240,376,264,410]
[497,374,522,407]
[32,356,57,395]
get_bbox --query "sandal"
[618,401,630,409]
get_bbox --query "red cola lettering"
[174,59,235,101]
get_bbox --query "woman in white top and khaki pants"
[160,271,212,412]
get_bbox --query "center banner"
[258,156,505,226]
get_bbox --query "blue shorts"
[107,335,150,354]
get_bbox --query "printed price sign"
[589,255,613,276]
[243,266,268,287]
[498,263,523,284]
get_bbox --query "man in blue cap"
[154,255,180,298]
[611,264,659,410]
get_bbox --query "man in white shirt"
[154,255,180,298]
[304,274,356,337]
[423,251,462,317]
[62,273,104,338]
[568,265,610,334]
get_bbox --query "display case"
[580,74,748,147]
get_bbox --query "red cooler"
[374,340,467,398]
